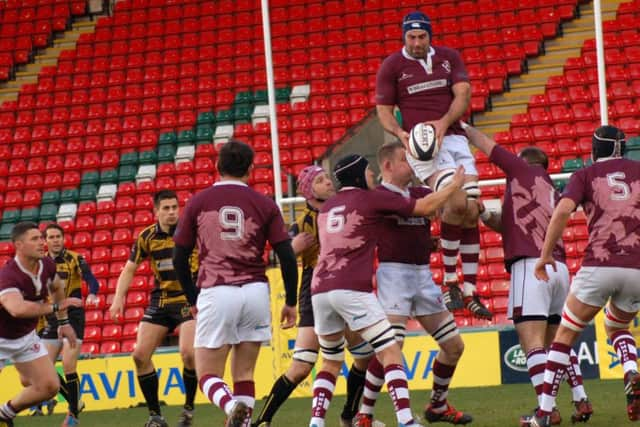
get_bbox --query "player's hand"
[291,232,315,254]
[426,118,449,148]
[534,256,556,282]
[60,297,83,311]
[396,129,410,149]
[85,293,99,307]
[280,304,297,329]
[450,165,466,190]
[58,323,78,348]
[108,297,125,323]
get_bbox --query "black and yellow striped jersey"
[289,203,320,269]
[130,223,198,307]
[51,248,99,299]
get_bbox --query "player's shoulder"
[42,256,56,272]
[380,51,405,68]
[137,223,156,241]
[0,258,17,278]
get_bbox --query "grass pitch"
[16,379,631,427]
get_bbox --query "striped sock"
[234,381,255,427]
[566,349,587,401]
[0,401,17,419]
[430,359,456,412]
[460,226,480,296]
[540,342,571,414]
[612,330,638,375]
[440,222,462,283]
[385,364,414,425]
[359,357,385,415]
[526,347,547,406]
[310,371,336,427]
[199,375,236,416]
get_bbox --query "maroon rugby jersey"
[562,158,640,268]
[174,181,290,288]
[376,46,469,135]
[0,257,56,339]
[376,184,432,265]
[490,145,566,270]
[311,187,416,294]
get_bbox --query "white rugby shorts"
[311,290,387,336]
[376,262,447,317]
[571,266,640,314]
[195,282,271,348]
[406,134,478,182]
[508,258,569,321]
[0,330,49,370]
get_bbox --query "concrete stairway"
[473,0,628,136]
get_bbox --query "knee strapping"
[360,320,397,353]
[391,323,406,343]
[431,314,459,344]
[293,347,318,365]
[604,306,630,329]
[462,181,481,200]
[347,340,374,360]
[560,305,588,332]
[318,337,346,361]
[434,170,456,192]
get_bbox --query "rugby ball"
[408,123,438,161]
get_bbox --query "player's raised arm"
[412,166,465,217]
[461,122,496,156]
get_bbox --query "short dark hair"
[44,223,64,238]
[154,190,178,207]
[11,221,40,243]
[519,146,548,170]
[377,140,405,167]
[217,139,254,178]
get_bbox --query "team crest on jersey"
[441,60,451,73]
[399,72,413,81]
[181,306,191,318]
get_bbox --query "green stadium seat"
[626,150,640,161]
[554,179,568,192]
[233,105,252,123]
[196,125,214,142]
[20,207,40,222]
[60,188,79,203]
[100,169,118,184]
[81,171,100,186]
[0,223,13,240]
[177,129,195,145]
[215,110,233,125]
[157,145,176,163]
[79,184,97,201]
[118,165,137,182]
[197,112,215,125]
[234,91,253,106]
[2,210,20,224]
[120,152,139,166]
[158,131,177,145]
[562,158,583,172]
[39,204,58,221]
[42,190,60,205]
[138,150,157,165]
[627,136,640,151]
[275,87,291,102]
[254,90,268,105]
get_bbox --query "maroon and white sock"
[234,380,255,427]
[460,226,480,296]
[199,375,236,415]
[430,359,457,412]
[566,349,587,401]
[359,356,385,415]
[526,347,546,406]
[384,364,414,425]
[441,222,462,284]
[612,330,638,374]
[0,401,17,420]
[310,371,336,427]
[539,342,571,414]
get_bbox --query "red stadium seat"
[81,342,100,355]
[122,322,139,339]
[83,326,102,342]
[126,291,148,307]
[121,340,137,353]
[100,341,121,354]
[84,310,103,326]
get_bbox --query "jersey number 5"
[607,172,630,201]
[219,206,244,240]
[327,206,346,233]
